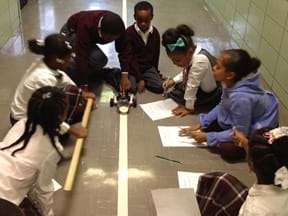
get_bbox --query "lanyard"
[182,64,192,89]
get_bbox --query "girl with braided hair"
[0,86,68,216]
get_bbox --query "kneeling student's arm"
[59,122,88,139]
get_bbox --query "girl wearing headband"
[162,24,221,116]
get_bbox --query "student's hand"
[172,105,193,117]
[162,79,175,89]
[231,128,249,151]
[190,131,207,143]
[137,80,145,93]
[82,91,96,100]
[120,72,131,92]
[68,126,88,138]
[179,123,201,136]
[82,91,97,109]
[79,84,89,91]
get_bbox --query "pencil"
[155,155,183,164]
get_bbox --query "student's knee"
[145,84,163,94]
[167,88,185,105]
[217,142,246,161]
[89,49,108,70]
[129,76,137,94]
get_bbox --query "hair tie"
[265,127,288,144]
[275,166,288,189]
[42,92,52,99]
[65,41,72,50]
[36,39,45,46]
[166,37,185,52]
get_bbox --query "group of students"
[0,1,287,215]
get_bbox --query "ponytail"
[222,49,261,81]
[27,33,72,58]
[176,24,194,38]
[248,57,261,73]
[28,39,45,55]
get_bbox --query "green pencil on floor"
[155,155,183,164]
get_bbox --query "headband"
[42,92,52,99]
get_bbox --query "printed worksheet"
[158,126,207,147]
[140,99,177,121]
[177,171,204,190]
[52,179,62,191]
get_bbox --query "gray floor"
[1,0,287,215]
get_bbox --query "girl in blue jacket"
[180,49,279,161]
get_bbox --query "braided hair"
[1,86,67,158]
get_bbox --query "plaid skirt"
[196,172,248,216]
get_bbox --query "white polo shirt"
[173,45,217,109]
[0,119,63,216]
[11,59,75,120]
[239,184,288,216]
[134,23,153,45]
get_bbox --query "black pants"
[168,83,222,112]
[60,23,108,85]
[103,67,163,94]
[129,67,163,94]
[203,120,246,161]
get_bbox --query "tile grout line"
[117,1,128,215]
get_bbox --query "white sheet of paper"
[140,99,177,121]
[158,126,207,147]
[52,179,62,191]
[151,188,201,216]
[178,171,203,190]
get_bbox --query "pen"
[162,77,170,97]
[155,155,183,164]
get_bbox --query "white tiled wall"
[0,0,20,48]
[205,0,288,109]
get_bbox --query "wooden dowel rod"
[64,98,93,191]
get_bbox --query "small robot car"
[110,92,137,114]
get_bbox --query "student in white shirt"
[162,24,221,116]
[0,86,69,216]
[235,127,288,215]
[10,33,96,137]
[196,127,288,215]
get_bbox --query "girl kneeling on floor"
[0,86,68,216]
[10,33,95,138]
[180,49,278,161]
[161,24,222,116]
